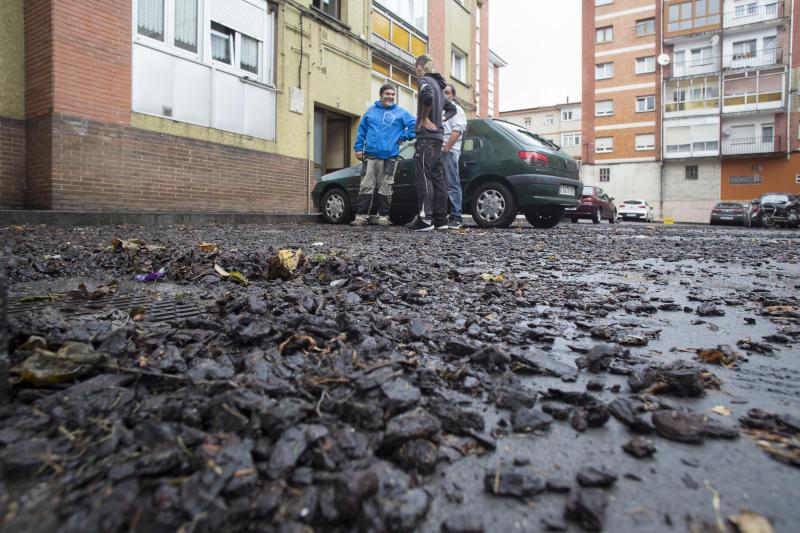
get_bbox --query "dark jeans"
[414,139,447,226]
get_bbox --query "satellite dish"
[657,54,671,66]
[722,127,732,136]
[709,34,720,46]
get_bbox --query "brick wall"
[25,115,52,209]
[0,118,26,208]
[582,1,596,163]
[45,114,308,212]
[51,0,131,124]
[24,0,54,119]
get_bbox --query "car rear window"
[761,195,789,204]
[623,200,644,205]
[582,186,597,196]
[716,203,742,208]
[491,120,551,150]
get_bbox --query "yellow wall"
[447,0,476,112]
[0,0,25,119]
[135,0,371,165]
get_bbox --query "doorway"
[313,107,352,181]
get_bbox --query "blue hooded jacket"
[353,101,416,159]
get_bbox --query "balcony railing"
[722,90,783,112]
[666,57,721,78]
[723,47,784,70]
[721,135,783,155]
[664,98,720,114]
[724,2,785,28]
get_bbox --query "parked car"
[746,193,796,228]
[563,185,618,224]
[617,199,654,222]
[312,119,583,228]
[709,202,746,225]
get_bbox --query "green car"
[311,119,583,228]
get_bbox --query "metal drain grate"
[7,292,203,322]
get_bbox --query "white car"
[618,199,654,222]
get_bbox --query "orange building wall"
[721,154,800,201]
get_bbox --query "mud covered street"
[1,220,799,533]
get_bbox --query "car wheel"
[760,213,774,228]
[609,209,618,224]
[525,206,564,229]
[471,182,517,228]
[591,208,601,224]
[320,187,351,224]
[571,217,578,223]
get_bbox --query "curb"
[1,210,321,227]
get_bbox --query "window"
[762,124,774,142]
[668,2,692,31]
[635,18,655,36]
[636,56,655,74]
[635,133,655,150]
[523,117,531,127]
[686,165,699,180]
[211,22,233,64]
[596,26,613,43]
[451,48,466,81]
[313,0,341,19]
[599,168,611,182]
[695,0,721,26]
[138,0,165,40]
[733,39,757,59]
[561,133,581,146]
[596,100,614,116]
[596,62,614,80]
[544,115,554,125]
[636,95,655,112]
[763,36,777,52]
[562,110,574,121]
[596,137,613,153]
[734,2,758,18]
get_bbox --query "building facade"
[583,0,800,222]
[0,0,503,213]
[500,102,583,161]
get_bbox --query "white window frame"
[210,21,265,81]
[635,133,655,151]
[596,137,614,153]
[596,26,613,43]
[544,115,554,126]
[596,62,614,80]
[451,47,466,82]
[523,117,531,127]
[134,0,203,62]
[561,133,581,147]
[561,110,574,121]
[733,39,757,59]
[635,56,656,74]
[636,95,655,112]
[595,100,614,116]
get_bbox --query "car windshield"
[491,120,554,150]
[761,194,789,204]
[623,200,644,205]
[716,203,742,208]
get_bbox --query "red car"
[563,185,618,224]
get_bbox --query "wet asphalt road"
[2,219,799,532]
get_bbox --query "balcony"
[665,57,721,79]
[722,68,786,113]
[664,98,720,116]
[721,135,784,155]
[664,140,720,159]
[723,1,786,29]
[723,47,785,71]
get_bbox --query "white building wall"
[662,160,721,222]
[582,162,662,217]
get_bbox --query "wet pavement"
[1,220,798,532]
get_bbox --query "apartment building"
[0,0,503,213]
[500,102,583,161]
[583,0,800,222]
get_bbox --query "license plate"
[559,185,575,196]
[721,216,733,220]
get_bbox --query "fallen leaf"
[418,289,428,298]
[12,340,106,386]
[227,271,249,286]
[214,263,230,277]
[764,305,797,314]
[198,241,219,253]
[728,510,773,533]
[712,405,732,417]
[267,249,304,280]
[480,273,505,282]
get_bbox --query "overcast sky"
[489,0,582,112]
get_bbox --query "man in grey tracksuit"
[406,54,457,232]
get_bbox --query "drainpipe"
[786,0,795,158]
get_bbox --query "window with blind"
[595,100,614,116]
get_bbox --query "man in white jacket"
[441,84,468,228]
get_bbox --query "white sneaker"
[376,215,392,226]
[350,215,369,226]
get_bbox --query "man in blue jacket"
[351,84,416,226]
